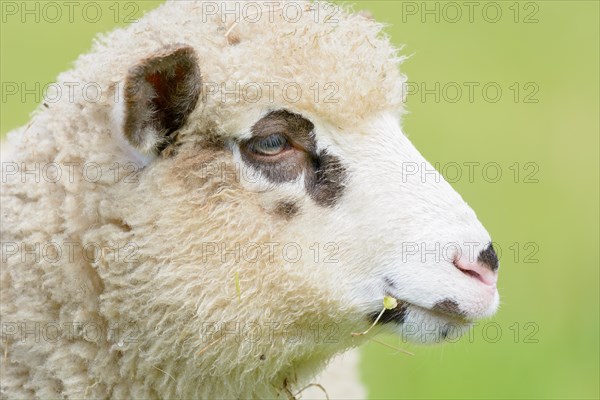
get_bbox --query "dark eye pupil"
[252,134,287,155]
[262,134,284,148]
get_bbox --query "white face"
[231,110,500,344]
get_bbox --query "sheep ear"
[123,45,201,155]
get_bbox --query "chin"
[395,305,475,344]
[382,293,500,345]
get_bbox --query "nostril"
[453,257,498,287]
[456,264,482,280]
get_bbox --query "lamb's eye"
[248,134,289,156]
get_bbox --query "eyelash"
[246,133,289,156]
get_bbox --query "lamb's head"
[92,0,499,392]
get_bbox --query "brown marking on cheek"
[273,201,300,219]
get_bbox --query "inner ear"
[123,45,201,155]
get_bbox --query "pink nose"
[454,254,498,286]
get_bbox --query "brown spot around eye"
[307,151,347,208]
[244,110,347,207]
[250,110,315,151]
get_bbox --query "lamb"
[0,1,500,398]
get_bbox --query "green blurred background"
[1,1,598,399]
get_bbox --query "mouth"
[368,299,472,327]
[367,301,409,325]
[375,271,499,328]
